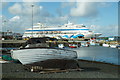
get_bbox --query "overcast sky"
[1,0,119,37]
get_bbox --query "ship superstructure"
[23,22,102,39]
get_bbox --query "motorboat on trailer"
[11,38,77,65]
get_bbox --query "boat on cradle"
[102,44,110,47]
[11,47,77,65]
[11,37,77,65]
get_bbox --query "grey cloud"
[70,2,99,17]
[8,3,22,15]
[94,25,118,36]
[8,2,42,15]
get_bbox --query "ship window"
[36,40,41,43]
[89,31,92,32]
[82,25,86,27]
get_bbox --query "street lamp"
[3,20,7,32]
[31,4,34,37]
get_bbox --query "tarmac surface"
[1,59,119,79]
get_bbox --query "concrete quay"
[2,40,82,48]
[2,40,26,43]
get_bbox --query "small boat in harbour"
[102,44,110,47]
[69,44,78,48]
[109,44,117,48]
[116,45,120,49]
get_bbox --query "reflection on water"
[72,46,119,65]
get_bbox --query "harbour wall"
[2,40,81,48]
[2,40,119,48]
[2,40,27,48]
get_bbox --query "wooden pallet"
[30,67,83,74]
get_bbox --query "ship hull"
[11,48,77,65]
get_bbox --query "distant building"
[2,30,13,40]
[96,37,108,40]
[1,31,23,40]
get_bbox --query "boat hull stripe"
[26,29,89,32]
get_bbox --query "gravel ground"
[1,59,119,79]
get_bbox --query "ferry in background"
[22,22,102,39]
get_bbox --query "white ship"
[23,22,102,39]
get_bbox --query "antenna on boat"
[68,20,70,24]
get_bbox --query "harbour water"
[1,45,119,65]
[72,46,119,65]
